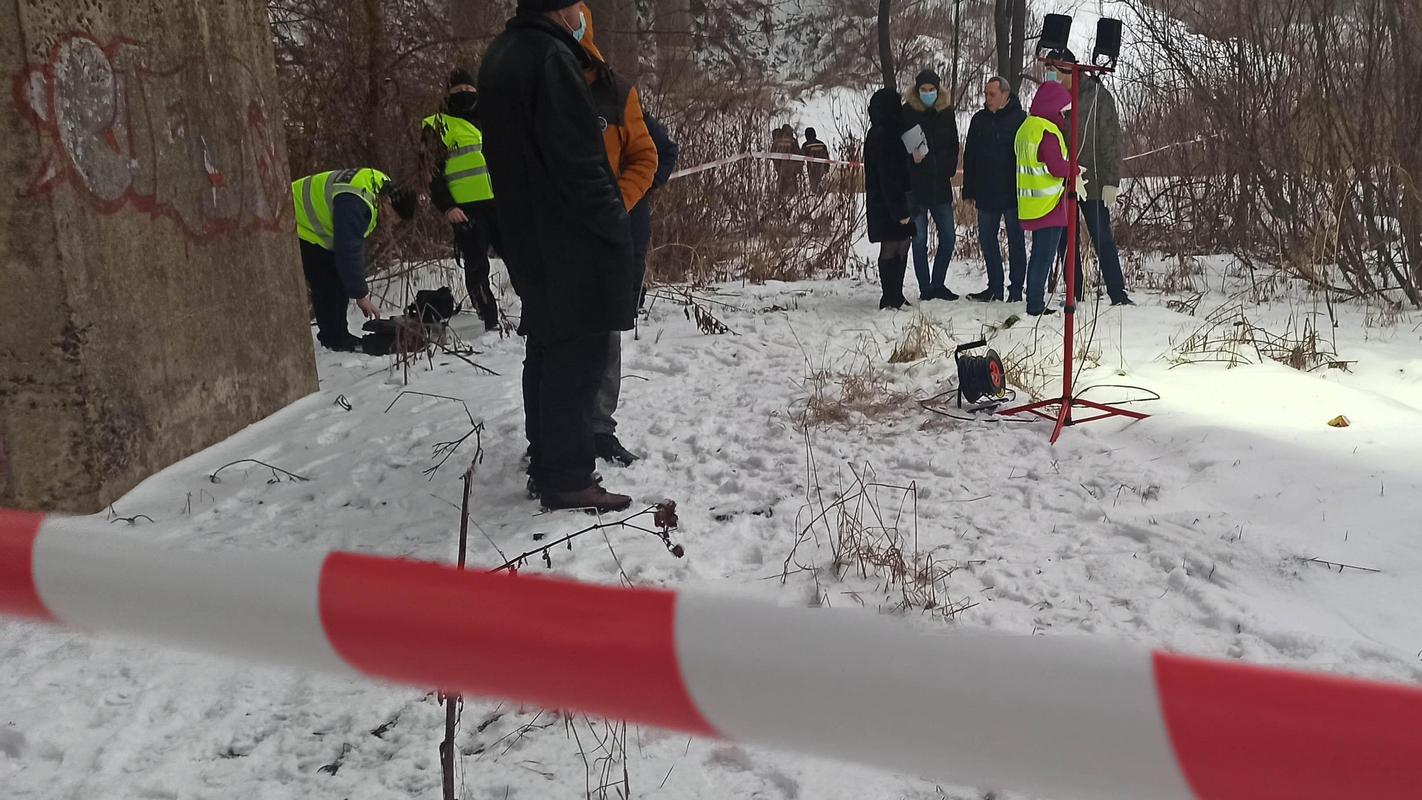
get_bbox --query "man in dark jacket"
[902,69,961,301]
[634,112,678,308]
[962,76,1028,302]
[423,68,502,330]
[802,127,831,191]
[590,110,679,466]
[1059,60,1134,306]
[478,0,637,513]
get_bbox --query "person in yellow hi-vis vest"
[423,69,502,331]
[293,168,419,351]
[1015,81,1077,317]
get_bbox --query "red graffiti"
[14,34,289,240]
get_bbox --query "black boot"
[893,251,913,308]
[877,258,897,310]
[595,434,640,467]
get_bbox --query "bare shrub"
[783,450,978,620]
[1121,0,1422,306]
[645,80,864,286]
[1168,299,1345,372]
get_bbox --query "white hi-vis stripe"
[1020,186,1065,198]
[1019,164,1053,176]
[448,144,482,158]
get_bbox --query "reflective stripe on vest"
[1015,117,1068,222]
[292,168,387,251]
[423,114,494,204]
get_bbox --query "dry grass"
[783,444,978,621]
[888,313,953,364]
[1168,298,1345,372]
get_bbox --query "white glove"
[1075,165,1089,198]
[1102,185,1120,205]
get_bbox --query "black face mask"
[447,92,478,117]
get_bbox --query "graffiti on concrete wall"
[15,34,289,240]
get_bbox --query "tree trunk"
[951,0,962,99]
[878,0,895,90]
[362,0,389,169]
[584,0,639,82]
[654,0,693,95]
[994,0,1010,81]
[1008,0,1026,91]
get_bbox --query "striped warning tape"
[2,508,1420,800]
[669,151,861,181]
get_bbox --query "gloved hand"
[1075,165,1089,198]
[1102,185,1120,205]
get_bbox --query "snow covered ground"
[4,246,1422,800]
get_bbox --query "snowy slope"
[3,249,1422,800]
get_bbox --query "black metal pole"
[441,468,474,800]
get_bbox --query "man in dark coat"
[478,0,637,513]
[802,127,831,191]
[902,68,961,301]
[962,76,1028,302]
[1059,56,1134,306]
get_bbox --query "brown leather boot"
[542,485,633,513]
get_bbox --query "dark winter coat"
[803,134,831,188]
[864,89,914,243]
[477,13,636,342]
[962,95,1027,212]
[630,112,678,273]
[1066,77,1122,201]
[901,88,960,207]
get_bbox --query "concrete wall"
[0,0,316,513]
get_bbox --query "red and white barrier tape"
[3,508,1420,800]
[669,150,861,181]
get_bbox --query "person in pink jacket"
[1017,81,1076,316]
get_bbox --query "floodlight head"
[1094,18,1123,67]
[1040,14,1073,54]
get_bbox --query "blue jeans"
[977,206,1027,298]
[1058,200,1130,302]
[910,201,955,293]
[1026,226,1065,315]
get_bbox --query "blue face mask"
[572,10,588,42]
[919,90,938,107]
[1045,69,1059,83]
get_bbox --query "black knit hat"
[914,69,942,89]
[448,68,475,88]
[517,0,580,12]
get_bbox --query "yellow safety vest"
[422,114,494,204]
[293,168,387,250]
[1015,117,1068,221]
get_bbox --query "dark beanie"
[915,69,942,89]
[448,68,475,88]
[517,0,580,12]
[805,127,817,139]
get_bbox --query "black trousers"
[300,241,351,347]
[453,202,503,326]
[523,333,611,493]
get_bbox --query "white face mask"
[570,9,588,42]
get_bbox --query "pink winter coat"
[1020,81,1074,232]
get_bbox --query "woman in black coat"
[864,88,914,309]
